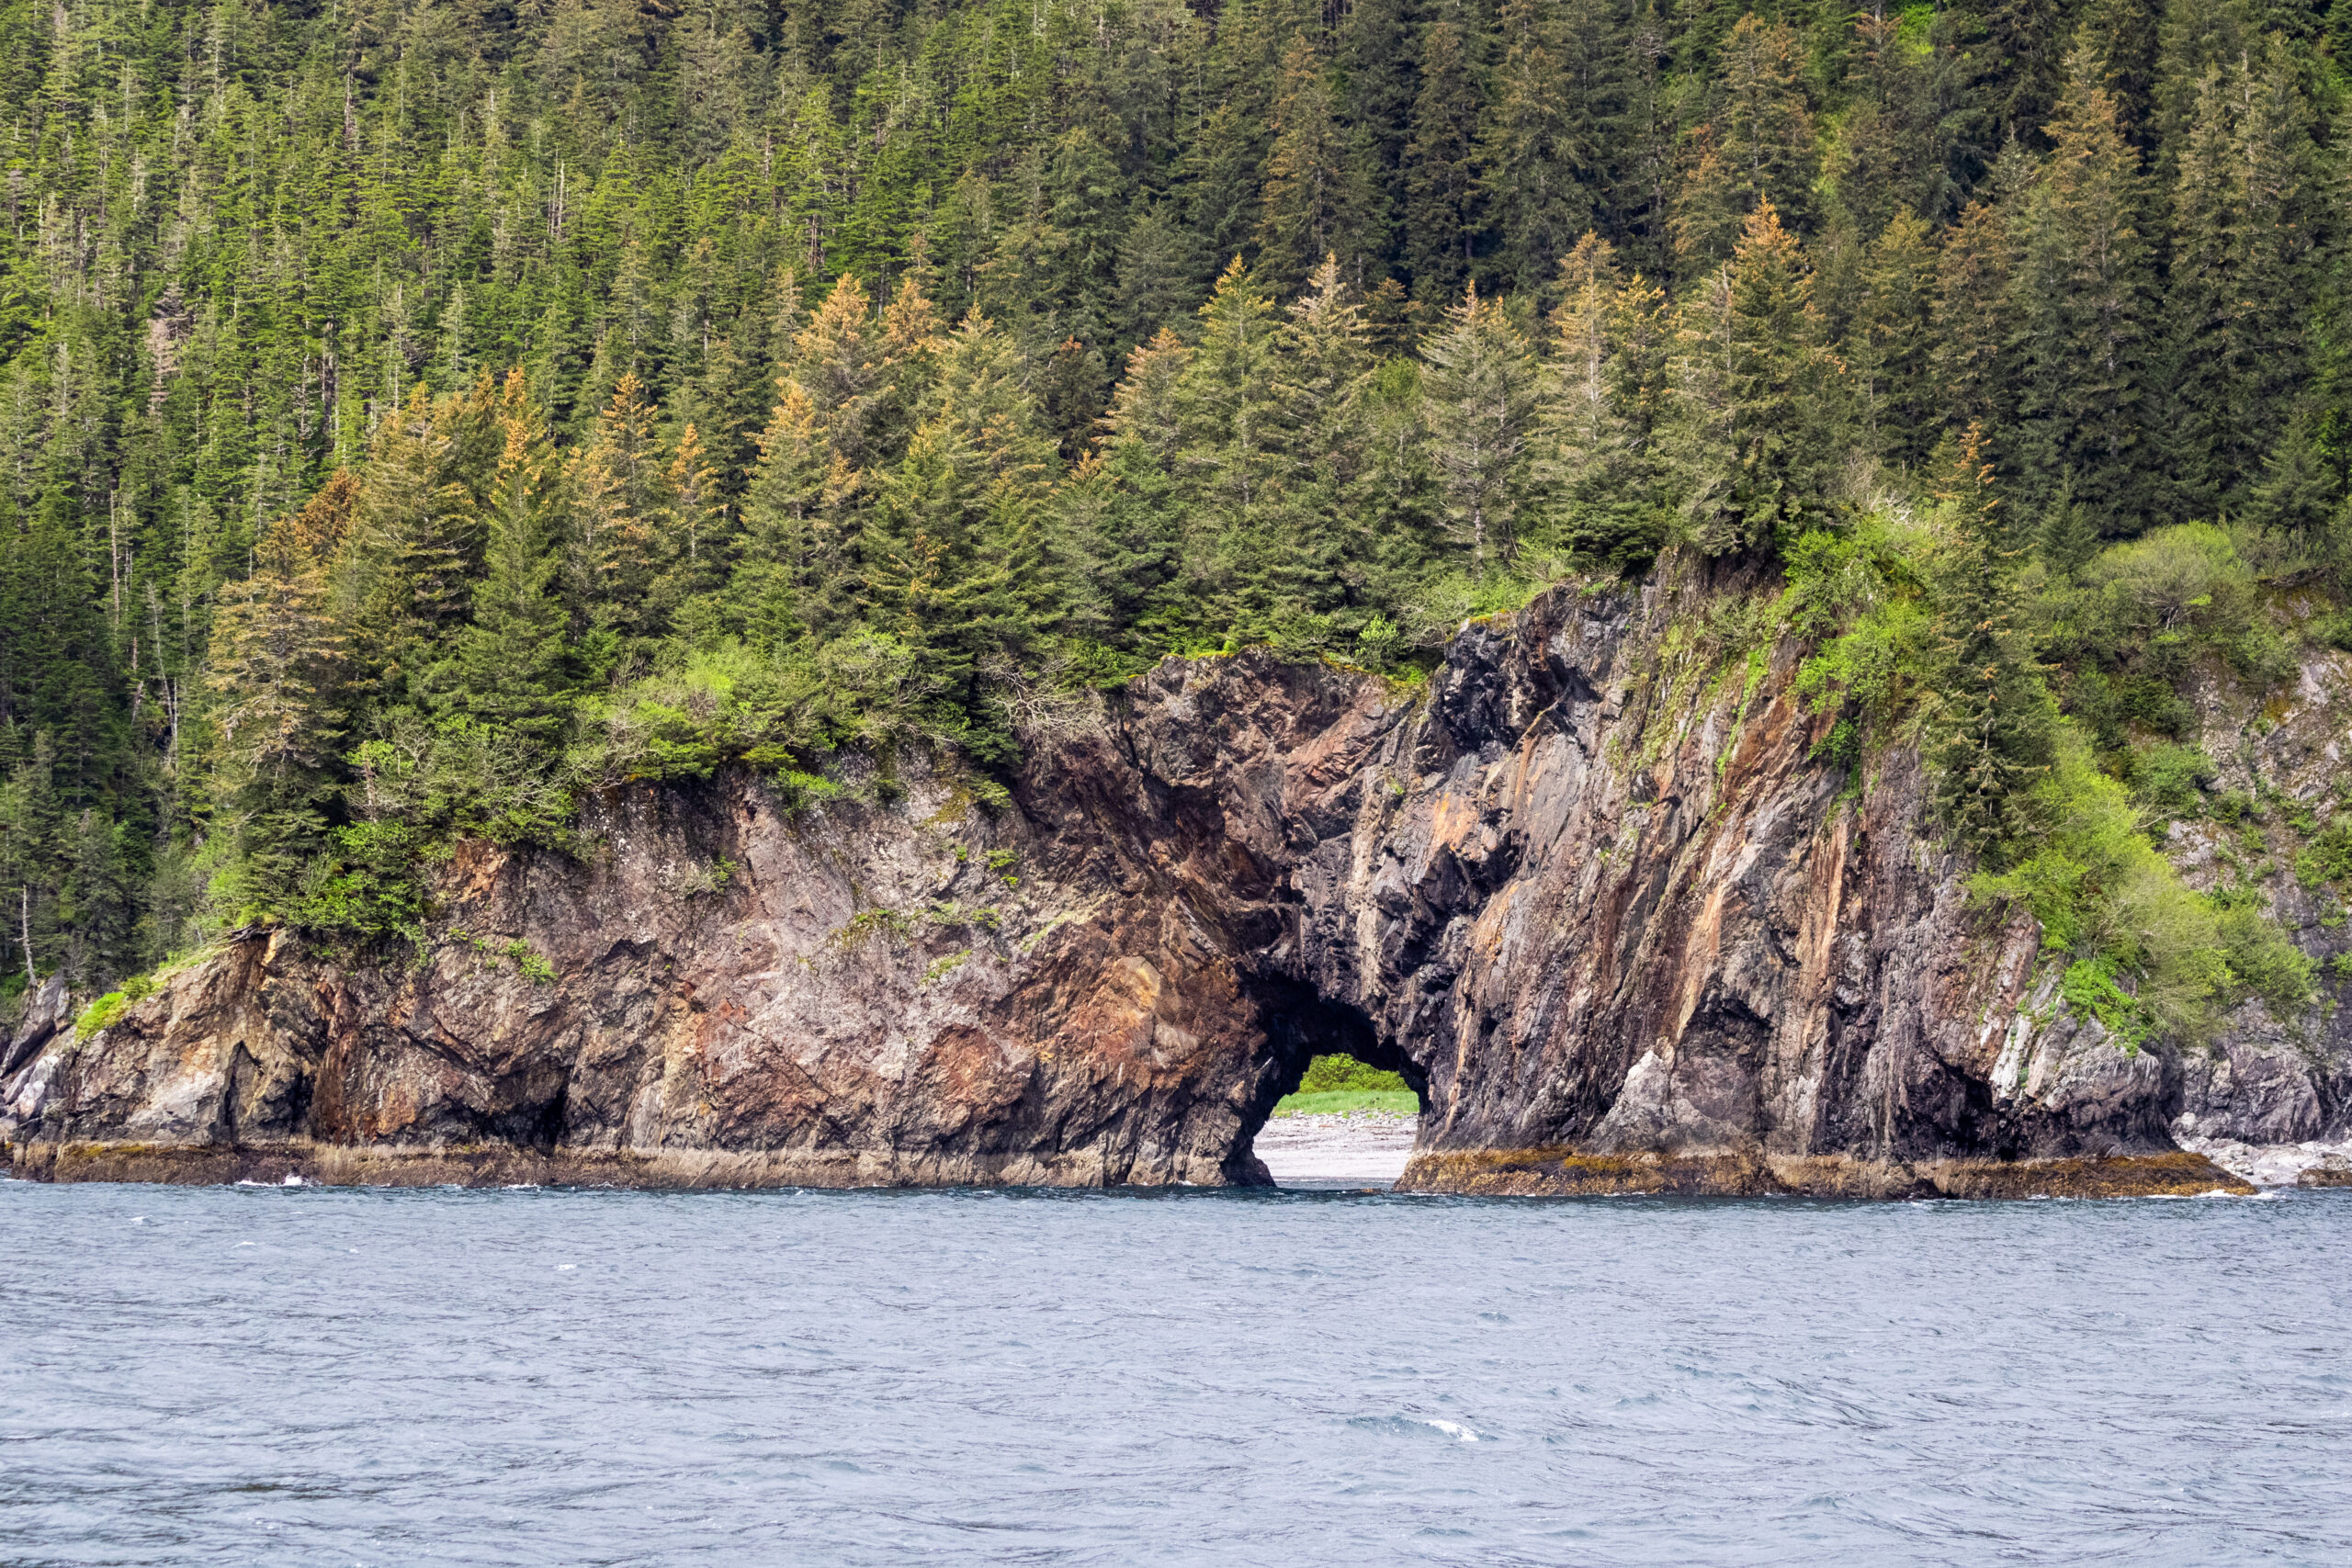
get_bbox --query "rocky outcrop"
[8,570,2343,1195]
[2163,626,2352,1154]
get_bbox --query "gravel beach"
[1251,1112,1418,1187]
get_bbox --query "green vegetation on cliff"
[0,0,2346,1061]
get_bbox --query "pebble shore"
[1252,1112,1419,1186]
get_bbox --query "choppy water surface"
[3,1180,2347,1567]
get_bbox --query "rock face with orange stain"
[6,566,2338,1194]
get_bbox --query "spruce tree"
[1670,126,1747,276]
[1933,202,2016,448]
[1537,233,1671,570]
[1835,6,1944,237]
[2163,43,2316,523]
[1929,423,2052,857]
[2007,42,2154,529]
[1421,284,1539,577]
[1716,16,1815,235]
[1476,0,1590,302]
[1337,0,1420,272]
[1258,37,1374,299]
[1174,260,1286,625]
[864,311,1059,761]
[206,548,347,911]
[564,371,665,640]
[1083,330,1195,645]
[736,382,843,651]
[448,378,572,750]
[1405,4,1485,306]
[792,276,888,473]
[2037,472,2100,575]
[1261,255,1375,638]
[1854,213,1939,466]
[1674,203,1845,558]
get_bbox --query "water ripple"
[1,1181,2347,1565]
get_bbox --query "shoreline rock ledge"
[7,575,2345,1198]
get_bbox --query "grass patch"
[75,991,130,1036]
[1271,1089,1420,1118]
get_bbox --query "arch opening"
[1237,977,1424,1190]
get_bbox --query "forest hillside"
[1,0,2348,1055]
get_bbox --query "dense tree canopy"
[2,0,2349,1031]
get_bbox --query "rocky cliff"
[7,570,2348,1195]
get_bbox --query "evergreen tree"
[1336,0,1420,270]
[1928,423,2052,856]
[1853,213,1939,465]
[2163,42,2317,523]
[1933,201,2016,446]
[1258,37,1374,298]
[2037,471,2101,574]
[342,380,500,709]
[1405,4,1485,306]
[2007,44,2155,528]
[1674,203,1846,557]
[565,371,666,641]
[1670,126,1747,276]
[206,534,347,912]
[1537,233,1671,570]
[1422,284,1539,576]
[1835,5,1946,237]
[1715,16,1816,236]
[1261,255,1376,636]
[737,382,846,649]
[792,276,888,473]
[448,377,572,750]
[1476,0,1591,302]
[864,311,1060,759]
[1174,259,1286,624]
[1080,329,1195,646]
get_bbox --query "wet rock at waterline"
[7,572,2347,1196]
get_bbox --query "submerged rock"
[6,573,2343,1197]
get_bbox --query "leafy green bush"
[1295,1053,1411,1094]
[2038,525,2281,750]
[2124,741,2217,824]
[1972,732,2312,1045]
[289,820,436,942]
[1785,514,1937,762]
[2059,957,2153,1054]
[2213,897,2318,1016]
[2297,816,2352,891]
[2307,609,2352,652]
[503,942,558,986]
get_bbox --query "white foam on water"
[1419,1418,1478,1443]
[555,1263,577,1270]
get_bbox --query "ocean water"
[2,1180,2347,1567]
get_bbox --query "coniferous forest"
[3,0,2351,1034]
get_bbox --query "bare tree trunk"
[20,886,34,989]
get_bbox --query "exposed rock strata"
[7,573,2344,1196]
